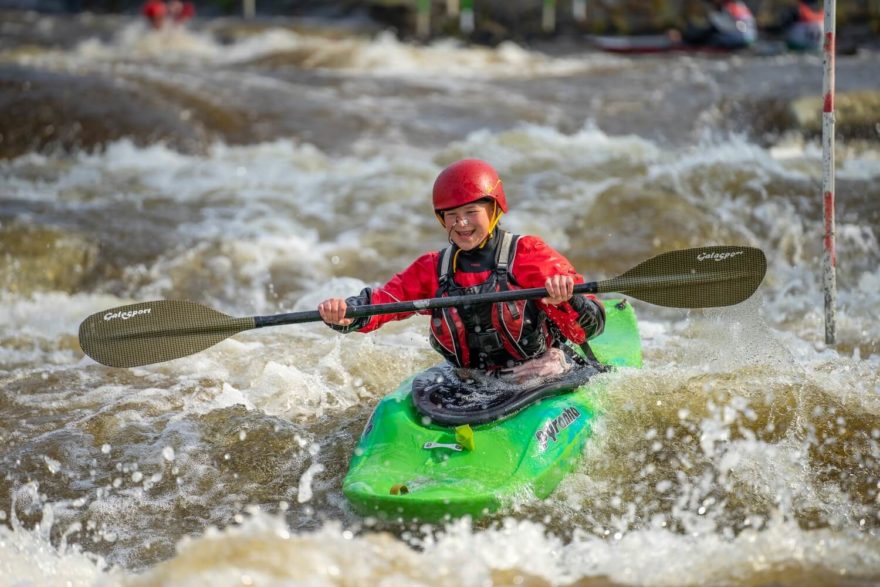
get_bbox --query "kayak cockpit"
[411,361,602,427]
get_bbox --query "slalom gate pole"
[822,0,838,346]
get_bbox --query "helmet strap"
[479,202,502,249]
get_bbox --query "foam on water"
[12,21,627,80]
[30,298,866,584]
[0,484,118,586]
[556,303,880,541]
[0,523,113,587]
[74,22,221,64]
[6,507,873,587]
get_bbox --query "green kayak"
[342,298,642,521]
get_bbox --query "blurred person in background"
[669,0,757,50]
[142,0,195,30]
[777,0,824,51]
[168,0,196,26]
[141,0,166,29]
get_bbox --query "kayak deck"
[411,360,603,427]
[342,298,642,522]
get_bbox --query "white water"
[1,15,879,587]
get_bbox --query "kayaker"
[778,0,824,51]
[668,0,757,50]
[318,159,606,385]
[168,0,196,26]
[141,0,167,30]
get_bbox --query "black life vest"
[428,231,553,370]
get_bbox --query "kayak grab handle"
[423,442,463,452]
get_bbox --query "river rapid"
[1,10,879,587]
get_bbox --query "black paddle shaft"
[253,283,597,328]
[254,246,766,327]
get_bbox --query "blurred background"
[4,0,880,43]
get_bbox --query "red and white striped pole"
[821,0,837,346]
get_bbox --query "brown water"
[1,10,879,587]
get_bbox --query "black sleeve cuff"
[327,288,372,333]
[569,294,605,339]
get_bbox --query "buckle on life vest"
[467,330,503,351]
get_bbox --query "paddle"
[79,245,766,368]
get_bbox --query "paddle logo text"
[104,308,152,321]
[697,250,744,262]
[535,407,581,452]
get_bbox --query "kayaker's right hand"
[542,275,574,305]
[318,298,353,326]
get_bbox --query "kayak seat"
[411,362,600,427]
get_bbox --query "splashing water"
[1,10,879,587]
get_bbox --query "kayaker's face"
[441,202,494,250]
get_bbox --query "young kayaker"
[317,159,605,385]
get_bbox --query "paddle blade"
[598,246,766,308]
[79,300,255,368]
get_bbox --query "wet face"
[440,202,495,250]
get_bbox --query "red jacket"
[355,235,597,345]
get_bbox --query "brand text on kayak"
[535,407,581,452]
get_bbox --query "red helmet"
[432,159,508,213]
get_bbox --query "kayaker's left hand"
[318,297,353,326]
[542,275,574,305]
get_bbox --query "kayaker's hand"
[542,275,574,305]
[318,298,353,326]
